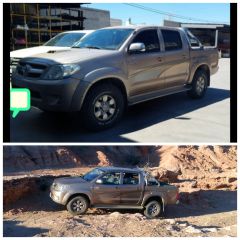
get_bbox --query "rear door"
[160,29,190,88]
[118,172,143,205]
[92,172,121,205]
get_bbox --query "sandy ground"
[3,189,237,237]
[3,168,237,237]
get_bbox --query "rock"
[227,177,237,183]
[166,226,174,231]
[184,225,202,234]
[109,212,122,218]
[97,151,110,166]
[210,167,222,173]
[132,213,145,220]
[166,219,176,224]
[213,183,229,189]
[178,223,188,227]
[201,227,218,233]
[152,168,181,182]
[191,181,197,188]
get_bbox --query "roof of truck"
[60,30,94,34]
[96,166,144,173]
[101,25,183,31]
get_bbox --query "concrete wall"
[81,7,110,30]
[110,18,122,27]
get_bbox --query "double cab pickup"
[50,167,179,218]
[12,26,219,130]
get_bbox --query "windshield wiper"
[84,46,102,49]
[72,45,103,49]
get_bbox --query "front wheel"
[144,200,162,219]
[81,83,125,131]
[66,196,89,216]
[188,70,208,99]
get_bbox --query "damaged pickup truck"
[12,26,218,130]
[50,167,179,218]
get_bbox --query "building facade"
[81,7,110,30]
[10,3,86,50]
[110,18,123,27]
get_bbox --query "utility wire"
[124,3,228,25]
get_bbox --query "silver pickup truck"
[50,167,179,218]
[12,26,218,130]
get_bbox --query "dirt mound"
[4,146,236,171]
[3,145,237,191]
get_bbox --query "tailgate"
[165,185,179,204]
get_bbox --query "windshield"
[73,28,134,50]
[82,168,105,182]
[44,32,86,47]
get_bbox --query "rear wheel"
[66,196,89,216]
[81,83,125,130]
[188,70,208,98]
[144,200,162,218]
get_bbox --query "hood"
[10,46,71,59]
[22,48,118,64]
[54,176,87,185]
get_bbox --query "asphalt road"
[10,59,230,143]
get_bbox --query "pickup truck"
[50,167,179,218]
[12,26,219,130]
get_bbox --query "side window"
[99,172,121,185]
[186,30,201,47]
[161,30,182,51]
[131,29,160,53]
[123,172,139,185]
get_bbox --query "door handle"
[157,57,163,62]
[182,54,187,59]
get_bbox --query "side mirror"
[96,179,103,184]
[129,42,146,53]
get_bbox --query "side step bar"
[128,85,192,106]
[92,204,144,210]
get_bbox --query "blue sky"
[87,3,230,25]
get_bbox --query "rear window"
[123,172,139,185]
[162,30,182,51]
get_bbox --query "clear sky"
[86,3,230,25]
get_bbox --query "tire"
[81,83,125,130]
[66,196,89,216]
[188,70,208,99]
[144,200,162,219]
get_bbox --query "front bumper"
[50,189,65,205]
[12,73,90,112]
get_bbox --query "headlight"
[52,183,63,191]
[43,64,80,80]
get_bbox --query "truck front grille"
[10,57,21,77]
[17,61,47,78]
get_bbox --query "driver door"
[127,28,165,96]
[91,172,121,205]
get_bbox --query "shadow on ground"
[10,88,229,142]
[3,220,48,237]
[165,190,237,218]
